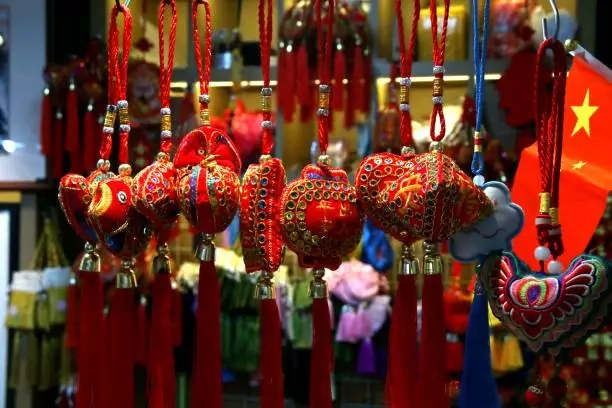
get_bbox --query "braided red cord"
[259,0,274,154]
[159,0,177,108]
[395,0,420,146]
[429,0,450,142]
[159,0,178,154]
[100,14,120,161]
[111,4,133,165]
[316,0,334,154]
[192,0,212,112]
[534,38,567,257]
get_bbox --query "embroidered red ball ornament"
[174,126,241,235]
[378,144,493,242]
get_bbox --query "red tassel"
[52,110,64,180]
[75,272,104,408]
[260,298,284,408]
[134,295,148,365]
[65,81,81,173]
[418,274,448,408]
[191,260,223,408]
[82,102,99,171]
[148,273,176,408]
[282,45,297,122]
[446,338,464,373]
[352,45,365,115]
[108,288,136,408]
[310,297,332,408]
[65,279,79,349]
[332,45,345,111]
[385,274,417,408]
[40,87,52,157]
[296,44,311,109]
[100,310,111,408]
[344,78,355,129]
[171,284,183,347]
[277,45,287,118]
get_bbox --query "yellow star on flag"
[571,89,599,137]
[572,160,587,170]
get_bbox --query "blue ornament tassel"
[459,279,500,408]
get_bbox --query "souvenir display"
[279,0,364,404]
[481,37,612,406]
[131,1,179,406]
[238,0,285,404]
[173,1,241,406]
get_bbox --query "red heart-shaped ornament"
[132,158,179,240]
[354,152,416,244]
[88,175,151,257]
[280,164,364,270]
[174,126,241,234]
[239,157,287,273]
[481,251,612,356]
[58,169,115,243]
[378,150,493,241]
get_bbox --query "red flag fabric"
[512,57,612,268]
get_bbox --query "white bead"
[473,174,485,188]
[534,246,551,261]
[547,260,563,274]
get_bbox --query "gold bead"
[118,106,129,125]
[399,85,409,105]
[160,114,172,132]
[103,110,116,128]
[550,207,559,225]
[261,95,272,113]
[539,192,551,214]
[200,109,211,126]
[318,92,330,110]
[432,78,444,98]
[474,145,482,153]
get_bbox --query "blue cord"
[470,0,490,177]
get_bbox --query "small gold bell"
[195,233,215,262]
[399,244,420,276]
[116,259,138,289]
[309,268,327,299]
[256,272,275,300]
[422,241,443,276]
[153,243,171,275]
[79,242,101,273]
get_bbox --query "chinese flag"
[512,57,612,269]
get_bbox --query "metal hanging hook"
[542,0,560,41]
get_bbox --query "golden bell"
[153,243,171,275]
[195,233,215,262]
[399,244,420,276]
[116,259,137,289]
[422,241,443,276]
[78,242,100,273]
[256,272,275,300]
[309,268,327,299]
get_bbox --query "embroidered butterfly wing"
[481,251,612,355]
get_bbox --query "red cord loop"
[192,0,212,113]
[428,0,450,143]
[534,38,567,259]
[259,0,274,155]
[395,0,420,147]
[315,0,334,156]
[159,0,178,155]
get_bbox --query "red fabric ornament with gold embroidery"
[378,146,493,241]
[281,163,363,270]
[174,123,242,235]
[240,157,286,273]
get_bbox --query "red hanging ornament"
[172,3,241,408]
[131,3,180,407]
[238,0,285,404]
[280,1,364,407]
